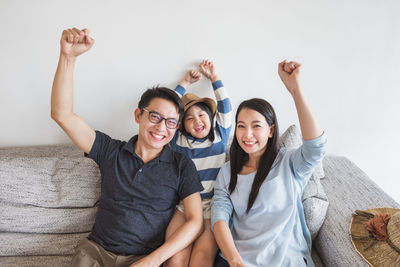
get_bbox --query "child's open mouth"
[194,126,205,133]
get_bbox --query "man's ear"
[134,108,141,123]
[268,124,275,138]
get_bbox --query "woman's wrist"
[228,257,245,267]
[226,250,245,266]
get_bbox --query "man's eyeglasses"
[142,108,179,129]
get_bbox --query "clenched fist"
[60,28,94,58]
[278,60,301,96]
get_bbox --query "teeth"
[151,133,164,140]
[243,141,256,144]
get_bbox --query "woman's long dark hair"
[229,98,279,213]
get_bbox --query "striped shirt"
[170,80,232,199]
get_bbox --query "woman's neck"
[240,154,260,175]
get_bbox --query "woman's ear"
[268,124,275,138]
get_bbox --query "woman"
[211,60,327,267]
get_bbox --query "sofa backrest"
[0,144,101,258]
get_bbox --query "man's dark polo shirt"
[85,131,203,255]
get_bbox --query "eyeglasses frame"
[142,108,180,129]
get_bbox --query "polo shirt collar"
[122,135,174,163]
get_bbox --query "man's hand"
[199,59,219,82]
[60,28,94,58]
[278,60,301,96]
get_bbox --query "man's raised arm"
[51,28,96,154]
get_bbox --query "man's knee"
[71,239,109,267]
[71,246,101,267]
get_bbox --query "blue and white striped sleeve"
[174,84,187,98]
[213,80,232,143]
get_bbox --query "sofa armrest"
[314,155,400,267]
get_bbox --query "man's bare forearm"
[151,217,203,264]
[51,54,76,121]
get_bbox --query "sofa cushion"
[302,178,329,240]
[0,232,88,256]
[0,255,73,267]
[0,145,101,208]
[0,144,99,261]
[311,247,326,267]
[0,203,97,233]
[279,124,329,239]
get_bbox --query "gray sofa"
[0,144,399,267]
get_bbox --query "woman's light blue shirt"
[211,133,327,267]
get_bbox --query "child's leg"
[164,209,193,267]
[189,219,218,267]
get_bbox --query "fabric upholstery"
[0,145,100,260]
[0,232,89,256]
[0,256,73,267]
[0,145,100,207]
[315,156,400,266]
[0,204,97,233]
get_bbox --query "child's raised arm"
[200,60,232,138]
[199,59,219,82]
[278,60,323,140]
[178,70,202,89]
[175,70,202,98]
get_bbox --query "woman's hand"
[278,60,323,140]
[229,259,247,267]
[278,60,301,96]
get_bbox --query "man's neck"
[134,139,163,164]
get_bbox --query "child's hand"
[199,60,219,82]
[179,70,202,88]
[278,60,301,96]
[186,70,202,84]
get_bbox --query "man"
[51,27,204,267]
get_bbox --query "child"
[164,60,232,267]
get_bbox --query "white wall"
[1,0,399,203]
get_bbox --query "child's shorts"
[177,197,212,219]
